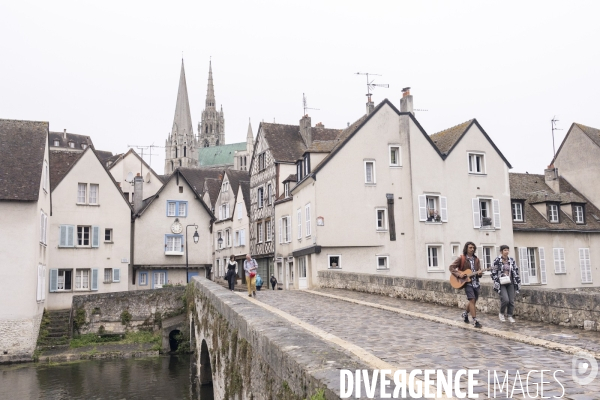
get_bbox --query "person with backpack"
[243,254,258,297]
[491,245,521,323]
[270,274,278,290]
[449,242,484,328]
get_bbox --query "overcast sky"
[2,1,599,175]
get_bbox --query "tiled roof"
[575,123,600,148]
[260,123,307,163]
[283,174,297,183]
[178,167,224,195]
[239,180,251,215]
[225,169,250,197]
[49,150,84,192]
[198,142,247,167]
[204,178,223,209]
[48,131,93,150]
[0,119,48,201]
[95,150,114,164]
[509,173,600,231]
[429,120,473,154]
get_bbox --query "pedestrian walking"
[255,274,263,291]
[449,242,484,328]
[243,254,258,297]
[491,245,521,323]
[226,255,237,291]
[270,274,277,290]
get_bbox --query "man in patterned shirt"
[449,242,483,328]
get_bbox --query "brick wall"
[318,270,600,331]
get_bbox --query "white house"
[0,119,51,361]
[108,148,165,204]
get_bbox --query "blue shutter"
[66,225,75,247]
[50,269,58,292]
[59,225,67,247]
[92,226,100,248]
[91,269,99,290]
[113,268,120,282]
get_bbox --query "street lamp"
[186,224,199,283]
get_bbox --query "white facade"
[48,149,132,310]
[108,149,164,204]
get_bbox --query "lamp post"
[186,224,199,283]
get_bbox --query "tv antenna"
[355,72,389,102]
[303,93,320,115]
[551,116,563,161]
[127,143,162,174]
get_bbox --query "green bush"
[120,310,132,326]
[73,308,86,334]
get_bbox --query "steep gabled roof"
[95,150,114,164]
[0,119,48,201]
[225,169,250,197]
[178,167,224,195]
[49,150,84,192]
[429,120,473,154]
[552,122,600,164]
[108,148,163,183]
[239,180,251,215]
[259,123,306,163]
[509,173,600,232]
[204,178,223,209]
[48,131,93,150]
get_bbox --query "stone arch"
[199,339,213,386]
[169,329,181,351]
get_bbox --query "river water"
[0,354,213,400]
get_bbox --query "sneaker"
[473,321,482,329]
[252,291,256,298]
[462,312,469,324]
[508,316,515,323]
[499,313,506,322]
[248,294,252,297]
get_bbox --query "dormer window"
[284,182,290,198]
[296,162,303,181]
[512,201,524,222]
[81,144,87,150]
[222,181,229,192]
[573,204,585,224]
[303,154,310,176]
[53,140,60,146]
[68,141,75,148]
[548,203,560,223]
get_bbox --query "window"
[304,155,310,176]
[280,217,291,243]
[217,231,223,249]
[573,205,585,224]
[43,161,48,192]
[225,229,231,247]
[166,201,188,217]
[89,184,99,204]
[53,140,60,146]
[237,202,243,220]
[376,208,387,231]
[548,204,559,223]
[104,268,113,283]
[389,145,401,167]
[75,269,90,290]
[364,161,376,184]
[377,256,389,270]
[267,184,272,205]
[297,162,303,181]
[427,245,443,270]
[104,228,112,242]
[579,248,592,284]
[139,272,148,286]
[81,143,87,150]
[77,226,91,247]
[305,204,311,237]
[472,198,501,229]
[258,153,266,171]
[284,182,290,198]
[240,156,247,170]
[77,183,87,203]
[37,264,46,302]
[68,141,75,148]
[257,222,264,243]
[222,181,229,192]
[265,219,272,242]
[40,211,48,245]
[165,235,183,254]
[220,203,230,220]
[451,244,460,259]
[512,202,523,222]
[553,248,566,274]
[57,269,72,290]
[418,195,448,222]
[527,247,538,282]
[153,271,167,288]
[329,255,341,269]
[481,246,494,269]
[179,186,183,193]
[235,229,246,247]
[468,153,485,174]
[257,188,264,208]
[297,209,302,240]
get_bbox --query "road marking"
[305,289,600,361]
[236,292,455,399]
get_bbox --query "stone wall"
[0,311,43,363]
[192,277,373,400]
[71,287,186,335]
[318,270,600,331]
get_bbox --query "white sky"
[2,1,599,175]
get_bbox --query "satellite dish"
[126,172,133,183]
[145,172,151,183]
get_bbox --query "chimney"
[315,122,324,128]
[63,129,67,140]
[300,115,312,147]
[400,87,414,115]
[366,94,374,115]
[133,174,144,213]
[544,165,560,193]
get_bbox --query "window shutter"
[559,248,566,273]
[226,203,230,218]
[297,209,302,239]
[539,247,547,284]
[418,195,427,221]
[92,226,100,248]
[553,248,567,274]
[67,225,75,247]
[91,269,99,290]
[50,269,58,292]
[40,213,44,243]
[43,214,48,244]
[519,247,530,285]
[492,199,501,229]
[240,229,245,246]
[279,218,283,244]
[579,248,592,283]
[59,225,67,247]
[472,199,481,228]
[440,197,448,222]
[42,266,46,301]
[286,217,291,243]
[113,268,120,282]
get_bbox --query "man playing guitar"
[449,242,483,328]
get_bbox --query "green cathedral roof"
[198,142,247,167]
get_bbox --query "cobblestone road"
[252,288,600,400]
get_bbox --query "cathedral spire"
[172,59,193,137]
[205,60,215,109]
[246,118,254,153]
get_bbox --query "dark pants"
[227,271,236,290]
[271,282,276,290]
[500,284,515,316]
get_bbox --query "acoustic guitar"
[449,268,490,289]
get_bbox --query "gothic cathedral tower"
[165,60,198,175]
[198,60,225,148]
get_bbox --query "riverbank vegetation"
[70,331,161,350]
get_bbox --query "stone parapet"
[317,270,600,331]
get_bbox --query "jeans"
[246,276,256,294]
[227,272,236,290]
[500,284,515,316]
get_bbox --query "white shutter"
[305,204,311,236]
[279,218,283,244]
[472,199,481,228]
[240,229,245,246]
[440,196,448,222]
[42,266,46,301]
[492,199,501,229]
[91,269,99,290]
[297,209,302,239]
[40,213,44,243]
[50,269,58,292]
[579,248,592,283]
[43,214,48,245]
[59,225,67,247]
[66,225,75,247]
[418,195,427,221]
[286,217,291,243]
[237,202,243,220]
[226,203,230,218]
[92,226,100,248]
[554,248,566,274]
[113,268,120,282]
[519,247,530,285]
[539,247,547,284]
